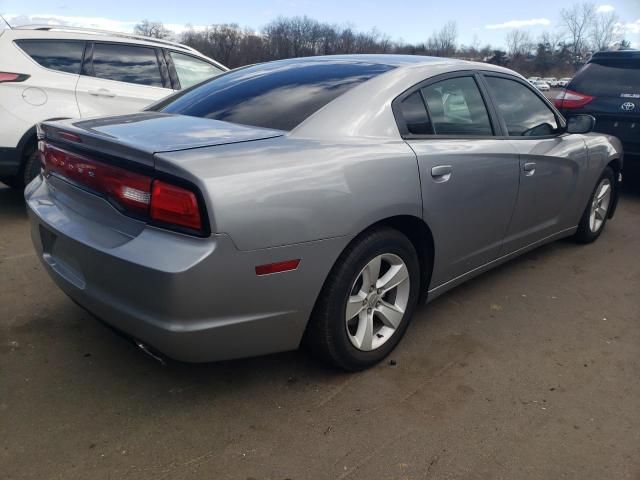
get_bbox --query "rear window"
[159,59,395,131]
[571,61,640,96]
[16,40,85,74]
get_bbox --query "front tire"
[574,167,615,243]
[305,227,421,371]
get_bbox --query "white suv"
[0,25,227,188]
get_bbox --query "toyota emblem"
[621,102,636,111]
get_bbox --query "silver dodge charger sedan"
[26,55,622,370]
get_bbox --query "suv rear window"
[571,60,640,96]
[16,40,85,74]
[159,59,395,131]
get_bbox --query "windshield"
[158,59,395,131]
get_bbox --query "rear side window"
[92,43,163,87]
[16,40,85,74]
[570,61,640,96]
[169,52,223,89]
[421,77,493,136]
[485,76,559,136]
[159,59,395,131]
[399,91,432,134]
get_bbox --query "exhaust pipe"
[134,340,166,366]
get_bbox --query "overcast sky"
[1,0,639,48]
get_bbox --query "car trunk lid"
[38,113,285,236]
[40,112,285,168]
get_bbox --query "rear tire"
[305,227,421,371]
[574,167,615,244]
[1,143,40,190]
[21,144,41,188]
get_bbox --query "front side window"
[16,40,85,74]
[420,77,493,136]
[92,43,163,87]
[159,59,395,131]
[170,52,223,89]
[485,76,560,136]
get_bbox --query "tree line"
[134,2,632,76]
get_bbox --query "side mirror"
[566,114,596,134]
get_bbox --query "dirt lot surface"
[1,182,639,480]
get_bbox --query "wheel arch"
[372,215,435,301]
[301,214,436,361]
[606,158,622,219]
[312,214,435,313]
[16,117,72,160]
[15,118,72,184]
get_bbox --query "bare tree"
[177,14,584,73]
[560,3,595,65]
[506,29,533,57]
[539,30,564,53]
[590,11,620,52]
[426,21,458,57]
[134,20,172,39]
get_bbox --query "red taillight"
[41,142,152,214]
[255,259,301,276]
[0,72,30,83]
[554,89,594,109]
[150,180,202,231]
[41,141,205,234]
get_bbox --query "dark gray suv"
[555,50,639,170]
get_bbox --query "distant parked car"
[558,77,572,87]
[555,50,639,161]
[527,76,540,84]
[27,55,622,370]
[543,77,558,87]
[533,80,550,91]
[0,25,227,188]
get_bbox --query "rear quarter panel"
[154,136,423,250]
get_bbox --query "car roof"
[258,54,517,75]
[289,54,524,139]
[6,25,226,68]
[590,50,640,62]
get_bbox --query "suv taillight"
[40,142,204,234]
[0,72,30,83]
[554,89,595,109]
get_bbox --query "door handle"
[88,88,116,98]
[431,165,453,183]
[523,162,536,176]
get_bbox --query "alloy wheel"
[345,253,411,351]
[589,178,612,233]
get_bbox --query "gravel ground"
[1,182,639,480]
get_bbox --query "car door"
[395,73,520,288]
[75,42,173,117]
[482,74,588,254]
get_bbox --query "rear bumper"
[0,147,20,176]
[25,176,347,362]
